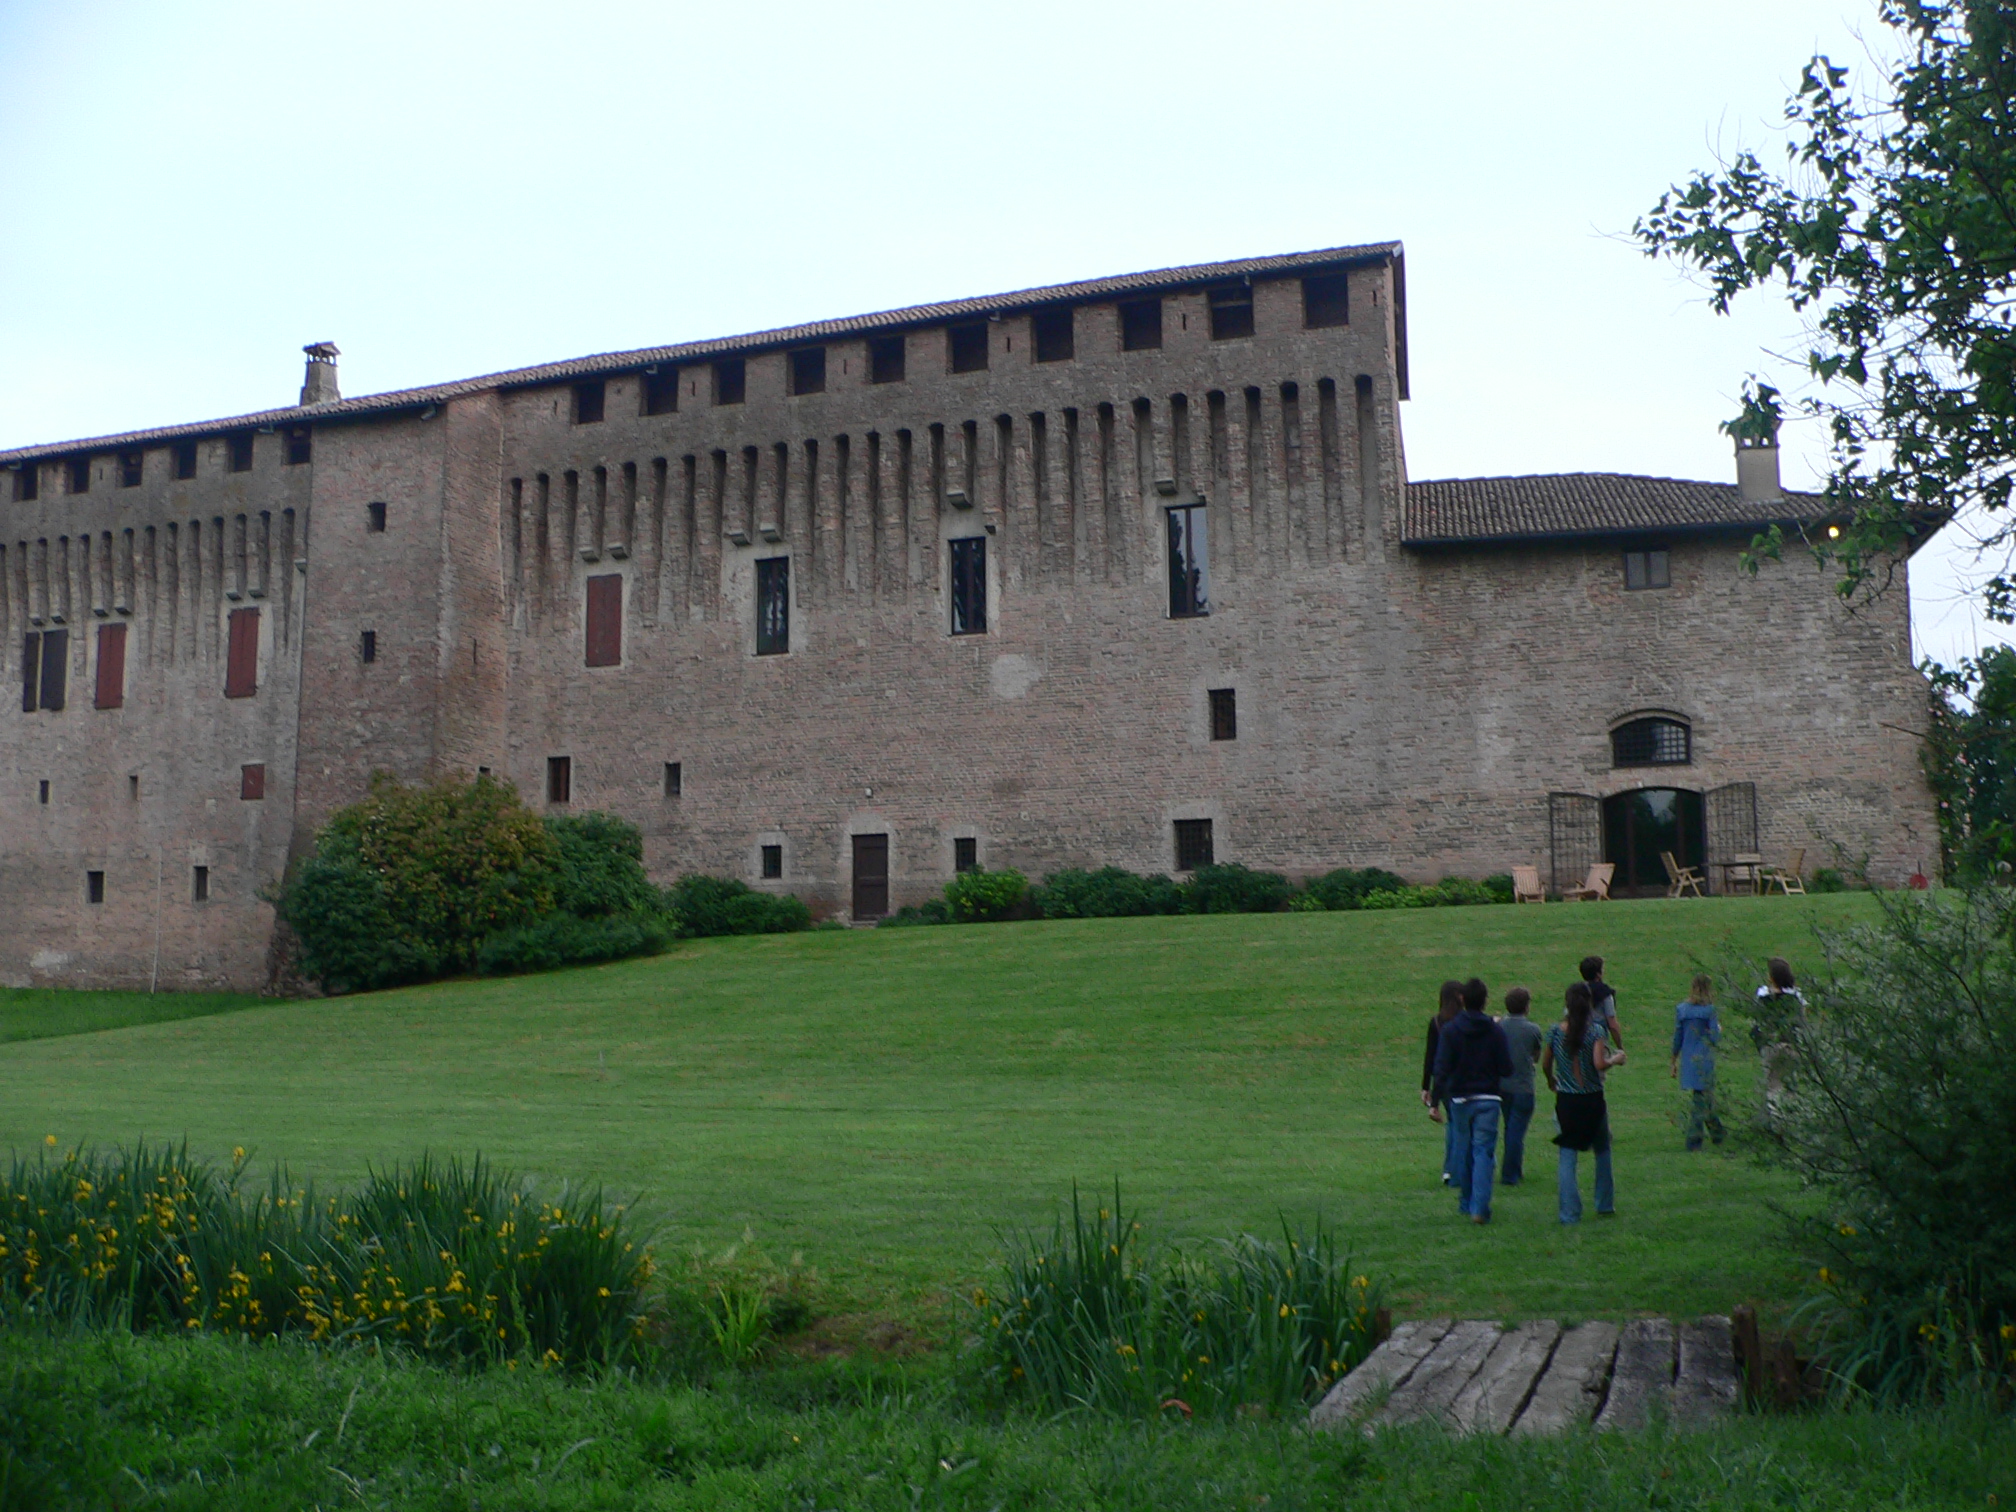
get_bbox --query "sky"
[0,0,2004,667]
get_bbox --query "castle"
[2,242,1936,990]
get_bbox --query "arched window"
[1612,716,1691,768]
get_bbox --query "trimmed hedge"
[665,876,811,938]
[1032,867,1185,919]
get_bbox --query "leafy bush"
[971,1187,1383,1419]
[1359,886,1436,909]
[1477,874,1516,903]
[1300,867,1407,911]
[1812,867,1851,893]
[1034,868,1185,919]
[877,899,951,928]
[666,876,810,939]
[1761,889,2016,1401]
[945,868,1030,923]
[476,911,676,975]
[546,812,659,918]
[278,773,559,993]
[0,1141,655,1370]
[1432,876,1504,907]
[1182,864,1293,915]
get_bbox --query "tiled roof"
[1403,472,1826,546]
[0,241,1403,464]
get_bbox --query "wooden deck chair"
[1762,848,1807,895]
[1560,862,1615,902]
[1661,850,1706,899]
[1512,865,1546,904]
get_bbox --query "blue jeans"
[1450,1099,1501,1220]
[1558,1142,1614,1223]
[1501,1090,1536,1185]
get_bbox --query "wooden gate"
[1548,792,1602,897]
[851,833,890,920]
[1704,782,1759,895]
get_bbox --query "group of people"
[1417,954,1804,1225]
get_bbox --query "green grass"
[0,986,263,1044]
[5,1328,2013,1510]
[0,896,1872,1323]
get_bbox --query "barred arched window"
[1612,716,1691,768]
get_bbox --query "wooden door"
[852,834,889,920]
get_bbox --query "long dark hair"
[1438,979,1463,1022]
[1767,957,1796,991]
[1564,981,1593,1054]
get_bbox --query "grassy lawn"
[0,896,1871,1324]
[0,986,265,1045]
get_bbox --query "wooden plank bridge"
[1310,1317,1741,1436]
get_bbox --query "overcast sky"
[1,0,2003,666]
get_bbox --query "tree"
[1925,645,2016,878]
[1635,2,2016,614]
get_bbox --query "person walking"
[1753,957,1806,1116]
[1543,981,1626,1223]
[1421,980,1464,1186]
[1671,973,1725,1149]
[1579,955,1625,1049]
[1433,977,1514,1223]
[1497,987,1544,1185]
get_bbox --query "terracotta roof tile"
[1403,472,1825,546]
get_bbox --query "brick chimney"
[299,342,341,406]
[1734,431,1781,504]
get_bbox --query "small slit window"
[664,761,682,797]
[547,756,572,804]
[1209,687,1237,741]
[869,335,906,384]
[367,501,387,533]
[948,323,989,374]
[949,537,987,635]
[360,629,377,663]
[755,557,790,655]
[1624,548,1671,590]
[1174,818,1214,872]
[192,865,210,903]
[760,843,783,880]
[1611,717,1692,768]
[86,870,105,904]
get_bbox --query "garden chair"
[1661,850,1706,899]
[1512,865,1546,904]
[1762,848,1807,895]
[1560,862,1614,902]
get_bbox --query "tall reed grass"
[970,1186,1383,1418]
[0,1141,654,1369]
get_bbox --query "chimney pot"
[1735,433,1781,504]
[299,342,341,406]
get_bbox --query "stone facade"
[0,243,1937,990]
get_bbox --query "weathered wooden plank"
[1448,1319,1563,1436]
[1595,1318,1675,1431]
[1673,1316,1740,1427]
[1510,1320,1619,1436]
[1372,1320,1502,1428]
[1308,1318,1452,1432]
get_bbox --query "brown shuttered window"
[584,574,623,667]
[94,623,126,709]
[224,608,259,698]
[241,762,265,800]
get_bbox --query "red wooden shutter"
[94,623,127,709]
[240,763,265,800]
[224,608,259,698]
[584,574,622,667]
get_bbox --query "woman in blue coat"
[1670,973,1725,1150]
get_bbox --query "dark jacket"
[1433,1009,1515,1102]
[1422,1015,1452,1096]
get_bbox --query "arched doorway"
[1602,788,1705,896]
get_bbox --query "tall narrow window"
[227,434,254,472]
[21,632,39,712]
[1209,687,1237,741]
[1166,506,1210,618]
[360,629,377,663]
[367,500,387,533]
[948,323,989,373]
[86,870,105,904]
[94,623,126,710]
[1623,547,1671,590]
[1119,298,1163,351]
[663,761,682,797]
[949,536,987,635]
[1174,818,1215,872]
[547,756,572,804]
[192,865,210,902]
[284,426,312,465]
[954,837,978,873]
[755,557,789,655]
[240,763,266,800]
[118,451,144,487]
[13,462,37,501]
[642,368,679,416]
[224,608,259,698]
[1207,283,1254,340]
[1302,273,1351,328]
[788,347,826,395]
[68,456,91,494]
[585,573,623,667]
[714,359,745,405]
[1032,307,1075,363]
[760,843,783,879]
[868,335,906,384]
[22,629,66,712]
[172,442,197,480]
[573,380,606,424]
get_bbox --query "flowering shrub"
[0,1142,654,1370]
[945,868,1031,923]
[970,1186,1383,1419]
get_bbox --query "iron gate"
[1704,782,1759,895]
[1548,792,1602,897]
